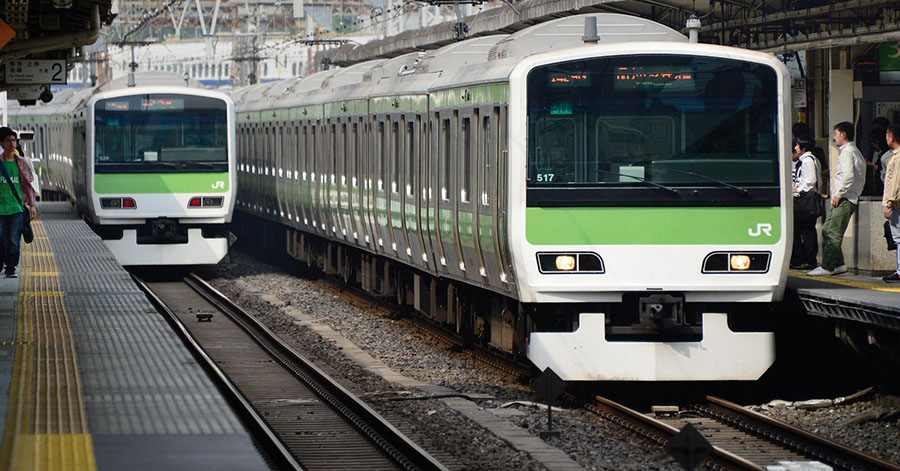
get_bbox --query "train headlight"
[555,255,576,271]
[537,253,605,274]
[730,255,751,271]
[702,252,770,273]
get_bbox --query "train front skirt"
[527,313,775,381]
[103,228,228,266]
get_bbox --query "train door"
[373,116,390,255]
[403,113,423,266]
[349,119,364,248]
[276,122,286,222]
[388,114,404,259]
[435,110,464,277]
[324,120,336,237]
[361,118,376,251]
[496,105,514,291]
[476,105,503,289]
[457,109,481,283]
[312,121,324,235]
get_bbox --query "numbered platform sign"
[6,59,67,85]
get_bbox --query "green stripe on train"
[95,173,230,194]
[526,207,782,245]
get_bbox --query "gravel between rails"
[201,250,682,471]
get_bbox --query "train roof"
[99,71,206,91]
[230,13,690,111]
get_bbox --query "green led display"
[550,102,573,115]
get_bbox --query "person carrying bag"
[791,136,822,270]
[0,127,37,278]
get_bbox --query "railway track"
[134,272,448,471]
[586,394,900,471]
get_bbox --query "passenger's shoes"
[831,265,848,275]
[4,272,16,279]
[807,266,832,276]
[883,273,900,283]
[798,263,817,270]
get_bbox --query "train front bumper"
[527,312,774,381]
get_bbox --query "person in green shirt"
[0,127,37,278]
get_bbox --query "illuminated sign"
[99,97,186,112]
[550,102,573,115]
[105,101,130,111]
[548,72,591,87]
[614,66,695,92]
[141,98,184,111]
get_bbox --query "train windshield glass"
[94,94,228,172]
[526,55,779,204]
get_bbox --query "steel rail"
[184,273,449,471]
[132,274,303,471]
[703,396,900,471]
[590,395,764,471]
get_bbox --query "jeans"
[891,209,900,275]
[821,198,856,271]
[0,212,23,274]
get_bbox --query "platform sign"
[6,85,47,100]
[0,18,15,51]
[6,59,67,85]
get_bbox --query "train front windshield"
[526,55,780,206]
[94,94,228,173]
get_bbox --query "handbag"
[0,159,32,244]
[886,220,897,251]
[794,190,824,220]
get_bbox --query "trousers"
[821,199,856,271]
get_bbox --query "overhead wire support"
[420,0,485,40]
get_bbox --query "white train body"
[9,72,237,265]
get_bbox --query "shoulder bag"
[0,161,32,244]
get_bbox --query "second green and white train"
[9,72,236,266]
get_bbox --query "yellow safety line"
[0,218,95,471]
[789,270,900,293]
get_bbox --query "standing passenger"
[807,122,866,276]
[0,128,37,278]
[882,125,900,283]
[790,136,820,270]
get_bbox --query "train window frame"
[441,117,451,202]
[460,115,472,204]
[376,119,385,192]
[391,119,400,194]
[405,117,416,199]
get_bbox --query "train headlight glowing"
[555,255,576,271]
[730,255,751,271]
[537,253,605,274]
[702,252,771,273]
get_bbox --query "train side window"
[481,112,496,206]
[376,120,385,191]
[341,122,349,186]
[330,123,337,185]
[391,120,400,194]
[441,118,451,201]
[347,123,359,188]
[405,119,415,197]
[461,116,471,203]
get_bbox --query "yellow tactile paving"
[0,219,96,471]
[789,269,900,293]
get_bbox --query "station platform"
[0,202,268,470]
[787,269,900,332]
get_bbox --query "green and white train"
[9,72,236,265]
[233,13,791,381]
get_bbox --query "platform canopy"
[0,0,116,90]
[326,0,900,66]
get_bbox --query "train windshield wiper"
[662,168,750,196]
[595,170,679,195]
